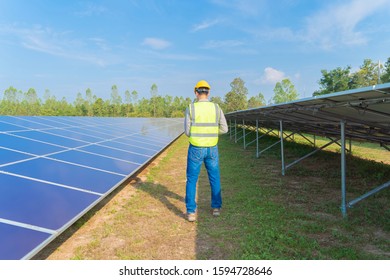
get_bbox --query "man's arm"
[184,107,191,136]
[219,109,228,134]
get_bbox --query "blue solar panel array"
[0,116,183,259]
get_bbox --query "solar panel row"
[225,83,390,144]
[225,83,390,217]
[0,116,183,259]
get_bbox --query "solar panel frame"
[226,83,390,144]
[225,83,390,217]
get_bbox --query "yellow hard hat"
[194,80,211,90]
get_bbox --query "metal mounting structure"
[226,83,390,217]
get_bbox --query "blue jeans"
[185,144,222,214]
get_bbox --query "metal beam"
[280,120,285,176]
[257,139,281,158]
[296,132,315,146]
[244,130,257,148]
[243,119,246,149]
[341,121,347,218]
[284,137,341,171]
[229,119,232,140]
[234,119,237,143]
[348,180,390,208]
[256,119,259,157]
[381,143,390,151]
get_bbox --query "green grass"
[195,131,390,260]
[36,131,389,260]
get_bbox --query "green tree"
[23,88,41,115]
[110,85,122,116]
[74,92,87,116]
[381,57,390,83]
[85,88,95,116]
[124,90,131,104]
[248,93,266,108]
[2,86,22,115]
[210,96,226,112]
[124,90,134,116]
[162,95,173,117]
[150,84,158,117]
[57,97,74,116]
[272,78,299,104]
[93,98,105,116]
[224,77,248,113]
[3,86,20,103]
[131,90,139,104]
[137,97,153,117]
[171,96,185,117]
[313,66,352,96]
[24,88,39,104]
[41,89,57,115]
[350,59,379,88]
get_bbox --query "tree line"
[0,85,192,118]
[314,58,390,95]
[1,57,389,117]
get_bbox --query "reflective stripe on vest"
[189,101,220,147]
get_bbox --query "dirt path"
[35,135,195,260]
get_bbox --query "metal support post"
[280,120,285,176]
[349,138,352,154]
[341,121,347,218]
[234,119,237,143]
[229,119,232,140]
[256,119,259,158]
[243,119,246,149]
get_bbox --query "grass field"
[36,131,389,260]
[195,131,389,259]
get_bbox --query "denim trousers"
[185,144,222,214]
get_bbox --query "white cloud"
[248,0,390,50]
[253,27,299,42]
[192,19,221,32]
[0,24,112,66]
[258,67,287,84]
[303,0,390,49]
[75,4,107,17]
[139,50,209,61]
[142,37,171,50]
[89,37,110,51]
[202,40,244,49]
[211,0,265,17]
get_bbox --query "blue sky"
[1,0,390,103]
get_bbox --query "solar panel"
[226,83,390,144]
[0,116,183,259]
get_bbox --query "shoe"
[187,213,196,222]
[212,208,221,217]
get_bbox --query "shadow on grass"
[132,178,185,219]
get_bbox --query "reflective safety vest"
[189,101,220,147]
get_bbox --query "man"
[184,80,228,222]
